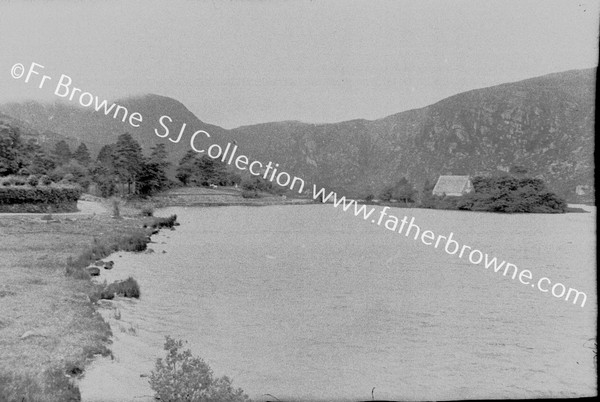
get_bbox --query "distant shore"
[147,186,314,208]
[146,186,594,213]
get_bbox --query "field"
[151,186,313,207]
[0,200,151,401]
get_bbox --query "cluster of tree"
[420,173,566,213]
[1,123,62,177]
[379,177,417,203]
[94,133,171,197]
[457,175,567,213]
[2,119,276,200]
[1,121,173,198]
[174,150,288,198]
[1,123,91,186]
[175,150,240,187]
[363,177,417,203]
[371,167,566,213]
[239,175,286,198]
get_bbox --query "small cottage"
[432,175,473,196]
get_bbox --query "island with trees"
[366,167,570,214]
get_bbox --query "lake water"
[80,205,597,401]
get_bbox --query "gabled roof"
[432,175,472,194]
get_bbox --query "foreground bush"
[89,277,141,302]
[149,336,251,402]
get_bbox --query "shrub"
[5,175,28,186]
[149,214,178,229]
[66,232,149,277]
[27,174,39,187]
[98,178,117,198]
[61,173,75,183]
[112,198,121,219]
[39,175,52,186]
[149,336,250,402]
[89,277,140,301]
[0,366,81,402]
[120,232,149,252]
[241,189,259,199]
[106,277,140,298]
[48,168,66,183]
[140,204,155,217]
[65,265,91,280]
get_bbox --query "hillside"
[231,68,596,201]
[1,68,595,202]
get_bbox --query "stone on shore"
[87,266,101,276]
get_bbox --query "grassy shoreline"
[0,199,176,401]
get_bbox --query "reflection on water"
[81,205,597,401]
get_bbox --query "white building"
[432,175,473,196]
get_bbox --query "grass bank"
[146,185,313,208]
[0,200,176,401]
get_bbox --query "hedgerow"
[0,185,82,205]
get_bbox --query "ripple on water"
[82,206,596,401]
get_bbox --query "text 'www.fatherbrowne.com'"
[10,61,589,309]
[311,186,588,308]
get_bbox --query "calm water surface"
[82,205,597,401]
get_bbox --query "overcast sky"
[0,0,598,128]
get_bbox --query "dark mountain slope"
[0,95,231,162]
[231,68,595,200]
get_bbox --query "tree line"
[1,121,282,198]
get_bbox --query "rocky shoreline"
[0,198,178,401]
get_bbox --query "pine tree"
[96,144,115,168]
[138,160,164,196]
[149,144,169,168]
[379,177,416,203]
[0,123,23,175]
[176,150,197,186]
[392,177,416,203]
[113,133,144,194]
[73,142,92,166]
[137,143,171,195]
[53,140,72,166]
[196,155,219,186]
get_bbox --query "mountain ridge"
[0,67,595,202]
